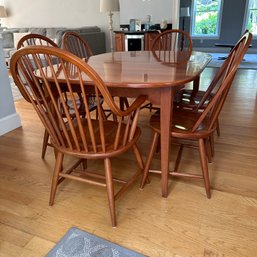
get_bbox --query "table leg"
[192,75,200,93]
[160,87,173,197]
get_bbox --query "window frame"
[190,0,224,39]
[243,0,257,37]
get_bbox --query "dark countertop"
[114,30,159,34]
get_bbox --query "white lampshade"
[100,0,120,12]
[0,6,7,18]
[180,7,190,17]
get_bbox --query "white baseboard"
[0,113,21,136]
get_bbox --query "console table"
[114,31,159,51]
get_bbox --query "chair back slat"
[151,29,193,64]
[17,33,58,49]
[192,31,252,132]
[197,30,250,110]
[61,31,93,60]
[11,46,145,156]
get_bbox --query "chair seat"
[55,119,141,158]
[174,89,214,110]
[149,109,214,139]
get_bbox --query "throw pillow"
[13,32,31,48]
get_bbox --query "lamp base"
[107,11,114,52]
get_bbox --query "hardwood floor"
[1,67,257,257]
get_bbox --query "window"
[245,0,257,35]
[191,0,223,38]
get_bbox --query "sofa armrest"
[79,32,106,55]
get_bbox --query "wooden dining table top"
[86,50,212,88]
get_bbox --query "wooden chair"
[17,33,98,159]
[17,34,58,159]
[151,29,193,59]
[61,31,93,60]
[174,30,251,143]
[140,31,252,198]
[10,46,146,227]
[141,29,193,111]
[62,31,129,119]
[174,30,250,112]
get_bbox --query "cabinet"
[144,31,159,50]
[114,31,159,51]
[114,32,125,51]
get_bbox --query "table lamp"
[100,0,120,52]
[0,6,7,27]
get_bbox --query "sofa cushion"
[55,30,76,47]
[46,27,66,40]
[29,28,47,36]
[17,28,29,33]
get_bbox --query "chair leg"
[216,118,221,136]
[81,159,87,170]
[174,144,184,172]
[119,97,130,110]
[41,129,50,159]
[209,133,215,158]
[140,132,160,189]
[132,144,144,170]
[198,138,211,198]
[205,137,213,163]
[104,158,116,227]
[49,152,64,206]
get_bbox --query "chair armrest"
[120,95,147,116]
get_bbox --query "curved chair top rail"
[61,31,93,60]
[16,33,58,49]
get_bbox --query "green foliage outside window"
[193,0,221,36]
[195,13,218,35]
[247,9,257,35]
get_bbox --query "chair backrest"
[17,33,58,49]
[151,29,193,64]
[192,31,252,133]
[196,29,251,110]
[61,31,93,60]
[16,34,59,79]
[10,46,145,155]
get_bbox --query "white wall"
[120,0,174,25]
[1,0,121,51]
[0,37,21,136]
[1,0,180,50]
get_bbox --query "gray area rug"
[207,53,257,69]
[9,76,23,101]
[45,227,147,257]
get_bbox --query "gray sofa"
[2,26,106,66]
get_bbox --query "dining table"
[86,50,211,197]
[37,50,211,197]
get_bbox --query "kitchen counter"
[114,30,158,35]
